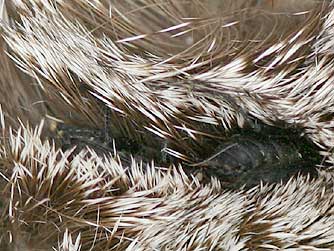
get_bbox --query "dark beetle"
[54,123,320,189]
[191,131,320,189]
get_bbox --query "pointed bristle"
[1,1,334,250]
